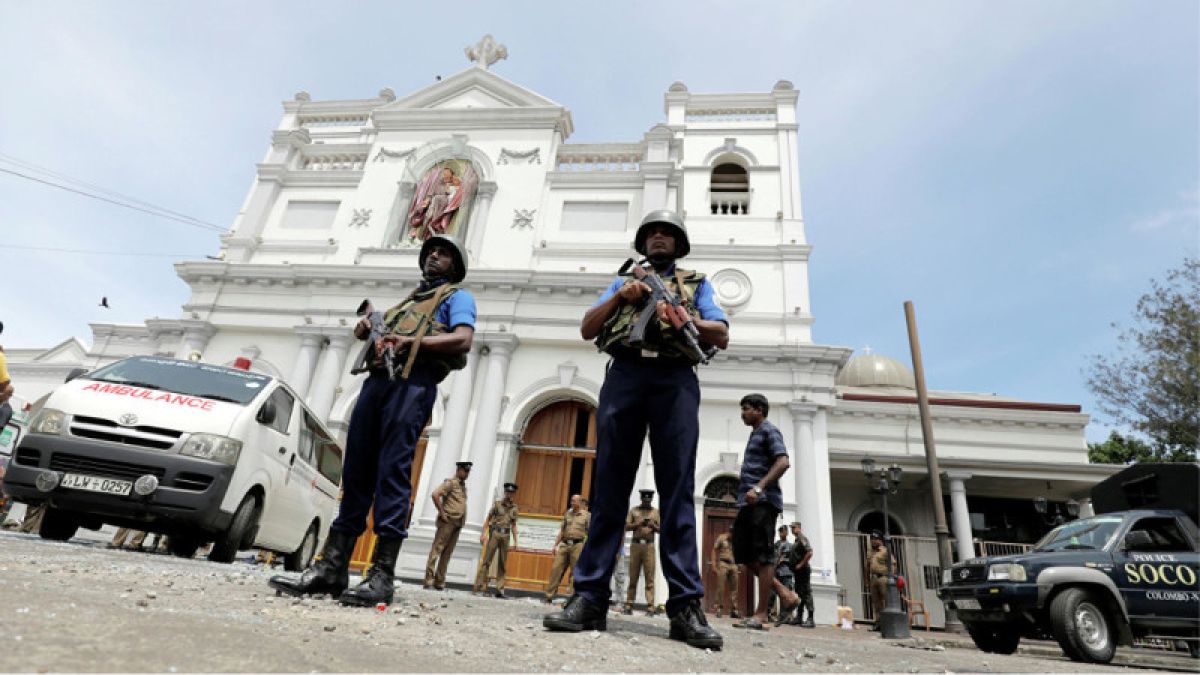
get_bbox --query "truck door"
[1116,515,1200,620]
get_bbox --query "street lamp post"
[862,457,910,639]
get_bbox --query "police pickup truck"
[939,462,1199,664]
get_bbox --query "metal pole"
[876,481,909,639]
[904,300,961,631]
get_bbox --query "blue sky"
[0,1,1196,442]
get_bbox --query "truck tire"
[965,623,1021,654]
[1049,587,1117,664]
[208,495,259,564]
[37,507,79,542]
[284,522,319,572]
[167,534,201,559]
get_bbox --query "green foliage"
[1087,431,1194,464]
[1087,258,1199,461]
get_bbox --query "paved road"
[0,532,1192,672]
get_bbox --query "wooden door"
[701,506,751,616]
[502,400,597,591]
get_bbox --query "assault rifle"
[618,258,718,365]
[350,299,395,381]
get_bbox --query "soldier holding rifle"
[543,210,729,650]
[270,234,476,608]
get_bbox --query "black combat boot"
[339,537,402,607]
[801,608,816,628]
[268,530,355,598]
[669,599,723,650]
[543,594,607,632]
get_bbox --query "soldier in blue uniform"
[543,210,729,650]
[269,234,476,608]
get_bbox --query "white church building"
[7,39,1116,627]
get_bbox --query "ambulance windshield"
[1032,516,1123,552]
[85,356,271,406]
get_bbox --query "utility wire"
[0,152,225,231]
[0,243,202,258]
[0,166,225,233]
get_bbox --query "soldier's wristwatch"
[751,486,763,496]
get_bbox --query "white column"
[288,329,325,397]
[176,321,216,359]
[1077,498,1095,519]
[946,472,975,562]
[790,402,835,578]
[465,181,497,259]
[308,332,353,422]
[415,341,482,526]
[464,334,518,530]
[788,402,840,623]
[789,403,820,540]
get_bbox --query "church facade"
[8,42,1114,626]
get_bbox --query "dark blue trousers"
[331,368,438,540]
[573,357,703,616]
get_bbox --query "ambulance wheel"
[1049,587,1116,664]
[38,507,79,542]
[208,496,259,564]
[284,522,319,572]
[167,534,201,559]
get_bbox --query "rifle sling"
[400,283,452,379]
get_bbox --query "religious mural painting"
[404,159,479,243]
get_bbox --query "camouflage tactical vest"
[594,268,706,362]
[378,283,468,380]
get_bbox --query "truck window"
[265,388,294,435]
[1125,516,1192,553]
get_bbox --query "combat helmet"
[633,209,690,259]
[419,234,468,283]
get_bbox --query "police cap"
[639,489,655,499]
[456,461,473,470]
[504,482,518,492]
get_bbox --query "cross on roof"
[465,34,508,70]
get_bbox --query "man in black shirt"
[731,394,799,629]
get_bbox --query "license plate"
[61,473,132,496]
[956,598,982,611]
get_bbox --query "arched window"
[709,163,749,215]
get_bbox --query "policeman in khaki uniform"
[544,494,590,602]
[475,482,520,598]
[867,531,894,627]
[711,531,740,618]
[623,489,660,615]
[425,461,471,590]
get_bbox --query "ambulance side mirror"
[256,399,277,426]
[65,368,88,383]
[1123,530,1154,552]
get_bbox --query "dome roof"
[837,351,916,389]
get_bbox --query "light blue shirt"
[437,288,477,330]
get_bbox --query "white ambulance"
[2,355,342,568]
